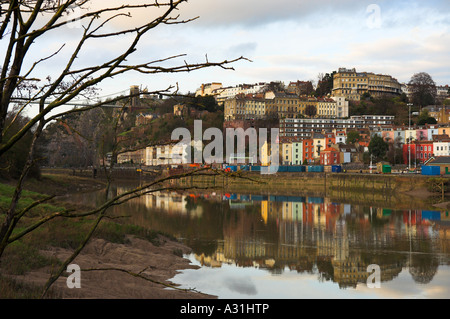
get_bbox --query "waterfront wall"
[173,172,431,193]
[170,172,447,210]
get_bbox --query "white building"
[331,96,349,118]
[145,140,202,166]
[213,83,269,105]
[195,82,223,97]
[433,140,450,157]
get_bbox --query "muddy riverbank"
[0,172,215,299]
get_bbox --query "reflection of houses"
[172,192,447,289]
[143,192,203,217]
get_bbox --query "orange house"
[302,139,315,164]
[324,133,335,148]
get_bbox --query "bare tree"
[0,0,248,297]
[408,72,437,110]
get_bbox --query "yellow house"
[404,128,416,143]
[312,133,326,159]
[438,126,450,136]
[282,142,293,165]
[260,141,270,166]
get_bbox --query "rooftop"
[428,156,450,164]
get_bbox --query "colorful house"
[335,130,347,144]
[416,127,428,141]
[427,125,439,141]
[320,147,341,165]
[292,140,303,165]
[302,139,315,164]
[282,142,293,165]
[403,140,434,165]
[324,133,336,148]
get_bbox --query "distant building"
[320,147,340,165]
[280,115,394,139]
[130,85,141,109]
[224,91,349,121]
[332,68,401,101]
[195,82,223,97]
[316,96,349,118]
[403,140,433,165]
[426,156,450,174]
[286,80,314,96]
[437,85,450,101]
[117,149,146,164]
[212,82,269,105]
[173,104,188,117]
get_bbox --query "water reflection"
[70,184,450,297]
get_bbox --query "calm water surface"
[72,183,450,299]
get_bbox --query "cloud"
[227,42,258,57]
[18,0,450,97]
[222,276,258,295]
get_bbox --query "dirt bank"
[12,235,215,299]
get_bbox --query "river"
[69,182,450,299]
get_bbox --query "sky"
[171,255,450,299]
[18,0,450,103]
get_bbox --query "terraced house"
[225,92,350,121]
[332,67,402,101]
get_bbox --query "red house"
[320,147,340,165]
[403,140,434,165]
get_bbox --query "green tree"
[417,110,437,125]
[369,135,389,161]
[315,72,335,97]
[346,131,361,144]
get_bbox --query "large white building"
[280,115,395,138]
[213,83,269,105]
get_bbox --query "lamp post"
[408,103,413,171]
